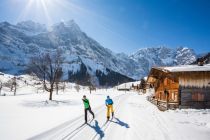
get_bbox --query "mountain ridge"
[0,20,200,86]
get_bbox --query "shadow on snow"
[88,120,105,139]
[110,117,130,128]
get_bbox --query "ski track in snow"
[90,94,127,140]
[28,94,126,140]
[28,92,210,140]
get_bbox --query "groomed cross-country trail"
[28,92,210,140]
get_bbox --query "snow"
[163,64,210,72]
[1,74,210,140]
[61,63,81,79]
[116,81,140,89]
[80,57,108,75]
[162,57,174,65]
[15,20,47,36]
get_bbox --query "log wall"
[178,71,210,88]
[179,87,210,109]
[155,78,179,102]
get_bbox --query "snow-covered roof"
[116,81,140,89]
[159,64,210,72]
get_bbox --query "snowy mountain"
[175,47,197,65]
[0,20,198,86]
[192,52,210,64]
[16,20,47,35]
[0,20,135,86]
[129,46,197,76]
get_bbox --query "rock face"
[0,20,198,86]
[129,46,197,77]
[192,52,210,65]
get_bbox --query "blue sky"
[0,0,210,54]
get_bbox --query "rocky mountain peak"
[0,21,11,27]
[52,20,81,32]
[16,20,47,33]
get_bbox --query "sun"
[17,0,76,25]
[16,0,101,27]
[16,0,87,26]
[16,0,53,25]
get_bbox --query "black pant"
[85,107,94,122]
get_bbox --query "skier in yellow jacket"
[105,96,114,120]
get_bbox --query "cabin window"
[174,92,178,102]
[162,92,166,100]
[192,93,204,101]
[171,92,178,101]
[159,92,161,100]
[159,92,164,100]
[171,92,175,101]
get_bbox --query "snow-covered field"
[0,74,210,140]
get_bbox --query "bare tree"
[0,81,2,95]
[61,82,66,93]
[55,69,63,95]
[74,83,80,92]
[28,50,63,100]
[55,81,59,95]
[10,77,17,96]
[13,79,17,96]
[89,85,92,94]
[89,82,92,94]
[89,84,96,94]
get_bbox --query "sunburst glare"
[16,0,86,26]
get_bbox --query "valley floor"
[0,89,210,140]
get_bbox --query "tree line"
[0,49,97,100]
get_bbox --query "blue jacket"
[105,98,113,105]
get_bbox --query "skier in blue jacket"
[105,96,114,120]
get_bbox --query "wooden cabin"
[131,84,140,90]
[147,64,210,109]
